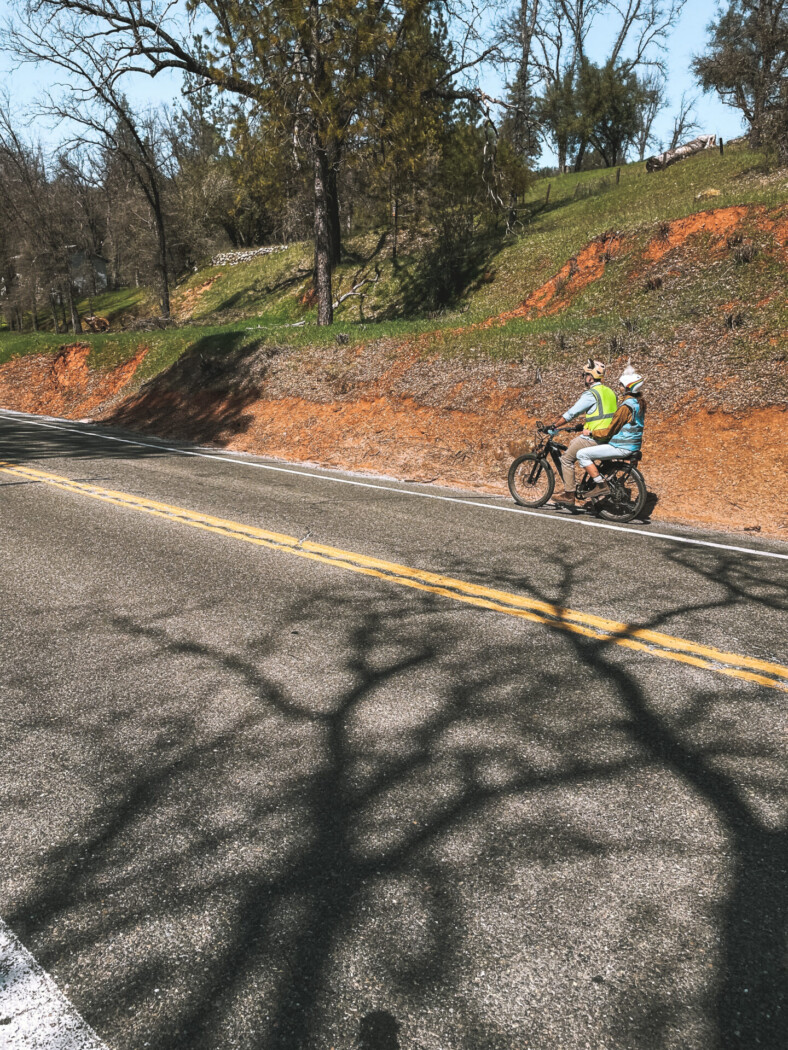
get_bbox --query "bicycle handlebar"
[536,420,583,436]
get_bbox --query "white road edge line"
[2,409,787,562]
[0,918,110,1049]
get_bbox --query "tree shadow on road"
[1,533,786,1050]
[538,546,788,1050]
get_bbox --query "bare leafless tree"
[504,0,684,168]
[0,101,85,333]
[669,90,702,149]
[6,19,174,317]
[607,0,687,75]
[634,68,667,160]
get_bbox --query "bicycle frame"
[529,430,641,489]
[526,432,570,484]
[526,433,564,472]
[510,423,647,522]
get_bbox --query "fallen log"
[646,134,716,173]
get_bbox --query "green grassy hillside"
[2,140,786,379]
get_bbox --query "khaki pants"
[560,435,595,492]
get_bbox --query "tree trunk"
[150,188,171,319]
[749,93,765,148]
[574,140,588,172]
[66,283,82,334]
[313,143,334,326]
[391,184,399,262]
[327,152,341,269]
[31,295,38,331]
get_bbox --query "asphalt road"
[1,409,786,1050]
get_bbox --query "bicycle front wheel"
[597,466,647,523]
[508,454,555,508]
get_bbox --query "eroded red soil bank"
[0,343,149,419]
[0,338,783,538]
[110,393,788,537]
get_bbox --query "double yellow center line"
[3,460,787,692]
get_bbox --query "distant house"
[1,249,108,299]
[70,251,108,293]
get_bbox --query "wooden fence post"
[719,138,724,156]
[545,183,551,205]
[616,166,621,184]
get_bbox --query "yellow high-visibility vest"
[584,383,617,433]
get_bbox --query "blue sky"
[0,0,742,161]
[607,0,743,152]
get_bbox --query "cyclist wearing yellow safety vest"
[548,358,617,508]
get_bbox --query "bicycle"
[507,421,648,523]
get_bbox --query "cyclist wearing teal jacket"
[549,358,617,508]
[576,367,646,499]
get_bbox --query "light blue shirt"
[562,383,602,422]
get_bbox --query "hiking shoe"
[552,491,577,507]
[584,482,611,500]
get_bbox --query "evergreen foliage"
[693,0,788,161]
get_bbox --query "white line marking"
[2,410,787,562]
[0,919,109,1048]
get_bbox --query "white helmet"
[618,359,644,394]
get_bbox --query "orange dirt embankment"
[105,389,786,537]
[452,204,787,335]
[642,206,752,263]
[497,229,628,322]
[0,343,148,419]
[429,231,630,344]
[2,335,782,537]
[0,340,784,536]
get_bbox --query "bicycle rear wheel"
[508,454,555,508]
[597,466,647,522]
